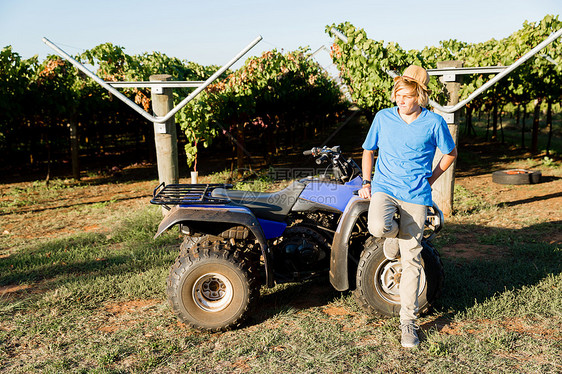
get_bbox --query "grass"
[452,184,494,215]
[0,179,81,211]
[2,194,561,373]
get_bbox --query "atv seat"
[211,180,306,221]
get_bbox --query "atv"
[151,146,444,331]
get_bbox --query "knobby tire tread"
[354,236,444,318]
[167,236,260,331]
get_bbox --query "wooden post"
[150,74,179,188]
[69,115,80,180]
[432,61,462,217]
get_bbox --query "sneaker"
[400,322,420,348]
[383,237,400,260]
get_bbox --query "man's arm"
[428,147,458,186]
[359,149,375,199]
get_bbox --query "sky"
[1,0,561,72]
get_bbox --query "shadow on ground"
[249,220,561,327]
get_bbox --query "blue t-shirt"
[362,107,456,206]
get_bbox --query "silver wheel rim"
[192,273,233,312]
[375,260,427,304]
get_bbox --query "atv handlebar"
[303,146,341,157]
[303,145,360,182]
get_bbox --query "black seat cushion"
[211,181,306,221]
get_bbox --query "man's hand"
[358,185,371,199]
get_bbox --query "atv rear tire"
[167,237,259,331]
[354,237,443,317]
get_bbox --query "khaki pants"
[368,192,427,322]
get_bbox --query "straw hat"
[394,65,430,90]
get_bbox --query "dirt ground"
[443,170,562,264]
[1,169,155,246]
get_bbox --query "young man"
[358,65,457,348]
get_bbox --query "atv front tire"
[167,237,259,331]
[354,237,443,317]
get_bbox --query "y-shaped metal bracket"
[330,27,562,113]
[42,36,262,123]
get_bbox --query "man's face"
[395,87,420,116]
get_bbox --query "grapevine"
[1,15,561,178]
